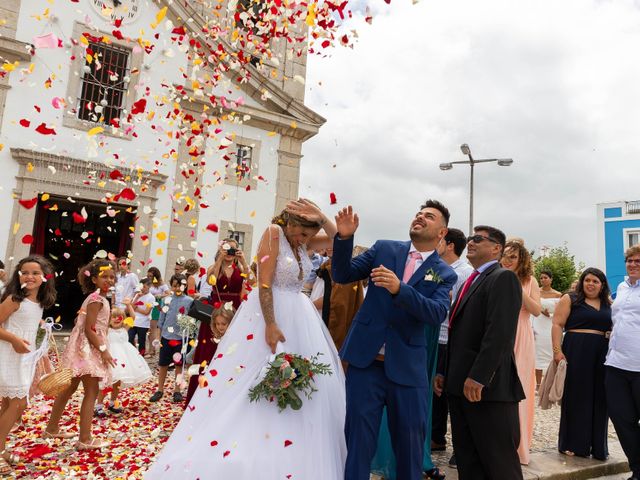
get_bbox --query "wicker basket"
[37,333,72,397]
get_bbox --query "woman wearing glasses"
[500,239,541,465]
[605,245,640,480]
[552,267,612,460]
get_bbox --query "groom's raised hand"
[335,206,359,238]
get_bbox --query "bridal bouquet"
[176,313,199,338]
[248,352,332,412]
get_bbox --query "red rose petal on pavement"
[210,440,218,447]
[209,369,218,376]
[246,334,254,340]
[19,197,38,209]
[206,223,219,232]
[21,234,34,244]
[19,119,30,127]
[223,450,230,458]
[284,440,293,447]
[329,192,337,204]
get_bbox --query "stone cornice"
[0,37,33,62]
[11,148,168,194]
[178,85,320,141]
[158,0,326,134]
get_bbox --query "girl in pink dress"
[501,240,541,465]
[44,259,117,450]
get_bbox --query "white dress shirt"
[605,277,640,372]
[438,258,475,344]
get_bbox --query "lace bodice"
[272,225,312,292]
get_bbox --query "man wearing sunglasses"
[435,225,525,480]
[332,199,457,480]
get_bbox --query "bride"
[145,200,346,479]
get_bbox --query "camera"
[227,248,237,256]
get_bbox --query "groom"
[332,200,457,480]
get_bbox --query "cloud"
[300,0,640,266]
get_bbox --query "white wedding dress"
[145,226,346,479]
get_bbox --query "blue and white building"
[597,200,640,289]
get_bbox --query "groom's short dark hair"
[420,199,450,226]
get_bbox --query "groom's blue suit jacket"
[332,236,457,387]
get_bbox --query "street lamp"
[439,144,514,235]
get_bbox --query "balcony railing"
[627,201,640,215]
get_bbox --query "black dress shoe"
[448,453,456,468]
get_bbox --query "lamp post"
[439,144,513,235]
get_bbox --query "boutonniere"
[424,268,444,284]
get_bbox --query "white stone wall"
[0,0,285,274]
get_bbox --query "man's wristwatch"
[98,345,107,353]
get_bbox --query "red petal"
[118,187,137,200]
[18,197,38,209]
[284,440,293,447]
[209,369,218,376]
[206,223,219,232]
[110,169,124,180]
[21,234,34,244]
[72,212,86,224]
[19,119,31,128]
[210,440,218,447]
[35,123,57,135]
[246,334,254,340]
[329,192,337,205]
[131,98,147,115]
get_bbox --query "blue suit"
[332,236,456,480]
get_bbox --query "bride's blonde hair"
[271,210,321,229]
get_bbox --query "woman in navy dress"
[551,267,612,460]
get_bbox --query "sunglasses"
[625,258,640,265]
[467,234,499,244]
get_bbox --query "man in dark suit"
[434,225,525,480]
[332,200,457,480]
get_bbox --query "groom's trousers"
[344,361,428,480]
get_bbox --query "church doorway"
[30,195,135,329]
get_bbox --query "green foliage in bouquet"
[248,352,332,412]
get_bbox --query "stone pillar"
[274,135,303,214]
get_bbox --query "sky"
[299,0,640,267]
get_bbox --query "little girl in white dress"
[0,255,56,475]
[97,308,152,416]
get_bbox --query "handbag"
[37,332,72,397]
[188,298,214,323]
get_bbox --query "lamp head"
[497,159,514,167]
[460,144,471,156]
[439,163,453,171]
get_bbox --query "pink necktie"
[402,252,423,283]
[449,269,480,324]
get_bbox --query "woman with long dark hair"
[552,267,612,459]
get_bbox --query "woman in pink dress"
[44,259,117,450]
[501,240,541,465]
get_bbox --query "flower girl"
[96,308,152,417]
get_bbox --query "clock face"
[90,0,142,24]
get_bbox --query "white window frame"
[224,136,261,189]
[623,227,640,250]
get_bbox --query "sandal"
[75,438,109,450]
[0,449,20,466]
[0,456,11,475]
[43,429,76,439]
[425,467,446,480]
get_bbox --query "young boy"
[150,274,193,403]
[125,278,155,356]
